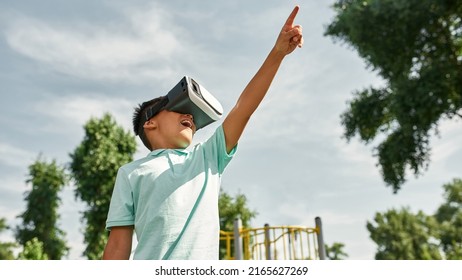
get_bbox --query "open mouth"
[180,119,193,129]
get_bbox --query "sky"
[0,0,461,260]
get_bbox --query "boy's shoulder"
[119,125,226,172]
[119,147,193,171]
[119,154,154,173]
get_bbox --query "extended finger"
[284,5,300,27]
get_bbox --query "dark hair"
[133,96,168,150]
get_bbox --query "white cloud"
[333,139,377,168]
[431,118,462,163]
[33,94,133,130]
[313,210,365,227]
[4,5,187,82]
[0,175,27,238]
[0,142,34,168]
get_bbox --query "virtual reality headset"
[144,76,223,130]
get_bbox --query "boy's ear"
[143,120,157,130]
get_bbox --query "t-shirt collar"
[149,148,189,157]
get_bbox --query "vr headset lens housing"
[144,76,223,130]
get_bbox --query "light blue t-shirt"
[106,125,236,260]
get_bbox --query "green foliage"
[15,156,69,259]
[218,189,257,259]
[0,218,17,260]
[325,242,348,260]
[435,178,462,259]
[325,0,462,192]
[367,207,441,259]
[69,113,136,259]
[219,190,257,231]
[17,237,48,260]
[368,178,462,259]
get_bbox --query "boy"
[103,6,303,260]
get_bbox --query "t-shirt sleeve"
[106,167,135,230]
[201,124,237,174]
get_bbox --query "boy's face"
[151,110,196,149]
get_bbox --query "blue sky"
[1,0,461,259]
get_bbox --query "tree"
[218,189,257,259]
[367,179,462,259]
[367,207,441,259]
[17,238,48,260]
[219,190,257,231]
[434,178,462,259]
[69,113,136,259]
[15,156,69,260]
[325,242,348,260]
[325,0,462,192]
[0,218,16,260]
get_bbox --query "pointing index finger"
[284,5,300,27]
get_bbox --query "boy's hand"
[274,6,303,56]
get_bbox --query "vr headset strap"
[144,97,169,122]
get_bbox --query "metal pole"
[315,217,326,260]
[287,228,292,259]
[233,218,242,260]
[264,223,272,260]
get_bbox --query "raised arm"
[222,6,303,153]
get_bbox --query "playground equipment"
[220,217,326,260]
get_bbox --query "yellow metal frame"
[220,225,321,260]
